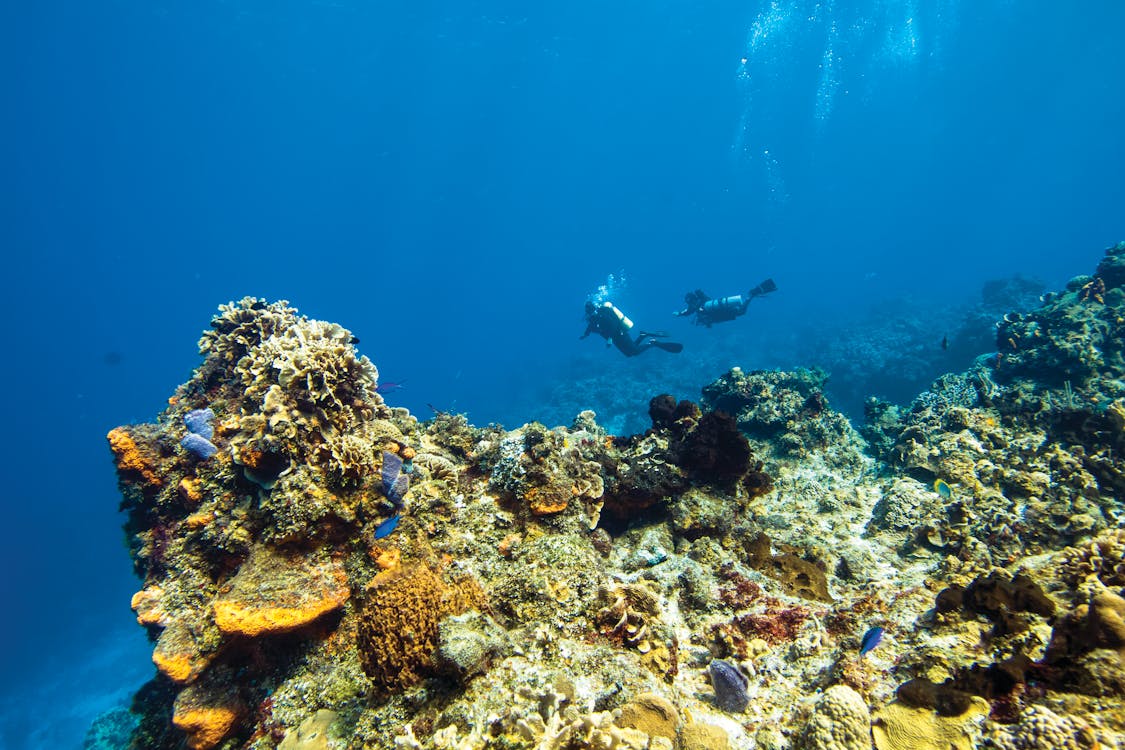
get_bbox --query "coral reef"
[985,704,1100,749]
[105,248,1125,750]
[795,274,1046,418]
[702,367,855,460]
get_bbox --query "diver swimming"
[581,301,684,357]
[674,278,777,327]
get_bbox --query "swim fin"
[749,278,778,299]
[654,341,684,353]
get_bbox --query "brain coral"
[797,684,872,750]
[871,694,989,750]
[985,705,1099,749]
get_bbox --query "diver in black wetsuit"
[582,301,684,357]
[674,278,777,327]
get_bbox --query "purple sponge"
[181,433,218,459]
[184,408,215,440]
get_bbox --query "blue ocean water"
[1,1,1122,746]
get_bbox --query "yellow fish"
[933,479,952,499]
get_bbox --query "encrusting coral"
[871,693,990,750]
[103,245,1125,750]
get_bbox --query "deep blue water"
[2,1,1123,746]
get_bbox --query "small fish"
[933,479,952,499]
[373,514,400,539]
[941,334,949,351]
[375,380,406,394]
[859,626,884,656]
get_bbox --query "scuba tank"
[603,302,634,329]
[700,296,745,316]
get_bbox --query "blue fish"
[859,626,884,656]
[373,514,400,539]
[933,479,952,499]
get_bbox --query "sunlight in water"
[814,14,840,126]
[879,0,920,65]
[731,0,962,201]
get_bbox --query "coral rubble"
[106,247,1125,749]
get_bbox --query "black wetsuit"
[676,280,776,327]
[582,304,681,357]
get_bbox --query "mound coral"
[797,684,872,750]
[985,704,1100,749]
[702,367,853,458]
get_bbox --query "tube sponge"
[381,451,409,506]
[181,433,218,459]
[709,659,750,712]
[184,408,215,440]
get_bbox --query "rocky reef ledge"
[105,245,1125,750]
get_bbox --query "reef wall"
[104,245,1125,749]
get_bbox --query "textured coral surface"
[105,249,1125,749]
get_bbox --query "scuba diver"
[582,301,684,357]
[674,278,777,327]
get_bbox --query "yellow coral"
[107,427,163,487]
[178,477,203,504]
[172,706,241,750]
[213,593,348,637]
[183,511,214,529]
[153,651,197,684]
[369,545,401,571]
[523,483,572,515]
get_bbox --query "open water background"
[1,1,1123,746]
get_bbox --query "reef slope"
[105,245,1125,750]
